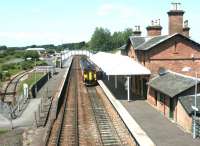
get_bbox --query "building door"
[142,79,147,99]
[169,98,174,119]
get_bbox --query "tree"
[24,51,39,60]
[89,27,112,51]
[122,28,133,43]
[0,46,7,50]
[111,31,124,49]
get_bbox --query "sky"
[0,0,199,47]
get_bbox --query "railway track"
[47,56,136,146]
[58,57,79,145]
[2,70,30,103]
[47,58,79,146]
[87,87,122,146]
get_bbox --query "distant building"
[26,48,46,55]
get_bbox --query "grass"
[18,72,45,93]
[0,129,8,135]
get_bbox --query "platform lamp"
[182,67,199,139]
[192,72,199,139]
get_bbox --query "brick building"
[123,3,200,133]
[125,3,200,77]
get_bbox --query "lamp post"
[192,72,199,139]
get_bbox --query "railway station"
[0,2,200,146]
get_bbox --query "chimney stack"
[133,25,142,36]
[146,19,162,37]
[168,2,184,35]
[183,20,190,37]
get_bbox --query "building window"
[157,92,164,104]
[160,93,164,103]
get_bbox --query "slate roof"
[129,36,146,48]
[128,33,200,51]
[135,35,169,50]
[179,95,200,116]
[149,71,199,97]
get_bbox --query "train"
[80,57,102,86]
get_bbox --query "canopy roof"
[90,52,151,76]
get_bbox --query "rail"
[87,87,122,146]
[3,71,24,98]
[43,57,73,146]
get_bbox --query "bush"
[21,61,34,70]
[37,61,48,66]
[24,51,39,60]
[1,63,16,70]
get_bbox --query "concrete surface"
[121,100,200,146]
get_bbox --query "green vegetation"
[88,27,133,52]
[0,49,47,83]
[24,51,39,60]
[18,72,44,93]
[0,129,8,135]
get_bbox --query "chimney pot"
[133,25,142,36]
[183,20,190,37]
[146,19,162,37]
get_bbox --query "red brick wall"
[177,101,192,133]
[128,45,137,60]
[147,87,157,105]
[147,87,180,120]
[144,36,200,77]
[168,12,184,35]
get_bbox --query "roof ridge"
[168,70,200,81]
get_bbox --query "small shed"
[148,70,200,133]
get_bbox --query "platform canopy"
[90,52,151,76]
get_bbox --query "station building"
[123,3,200,133]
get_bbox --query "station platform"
[98,80,200,146]
[0,57,73,129]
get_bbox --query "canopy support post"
[115,76,117,88]
[127,76,130,102]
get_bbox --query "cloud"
[97,3,136,19]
